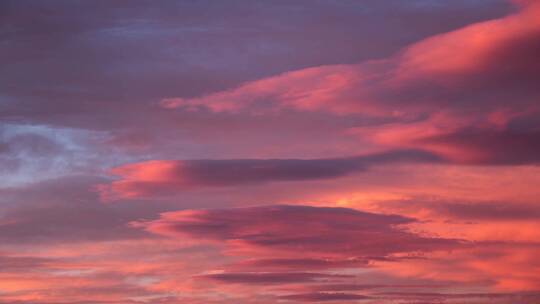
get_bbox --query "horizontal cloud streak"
[102,149,441,199]
[279,292,370,302]
[416,129,540,165]
[198,272,352,285]
[135,205,459,258]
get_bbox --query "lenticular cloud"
[1,0,540,303]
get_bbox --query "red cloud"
[162,2,540,116]
[231,258,369,271]
[160,2,540,167]
[134,205,458,259]
[197,272,353,285]
[414,128,540,165]
[101,149,441,199]
[279,292,370,302]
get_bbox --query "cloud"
[231,258,369,271]
[102,149,441,199]
[159,1,540,166]
[377,198,540,221]
[376,291,540,303]
[0,175,158,243]
[279,292,370,302]
[163,1,540,116]
[439,202,540,220]
[1,1,539,303]
[1,0,508,131]
[198,272,352,285]
[415,128,540,165]
[0,130,65,183]
[0,255,52,271]
[298,283,441,292]
[134,205,459,258]
[134,205,540,293]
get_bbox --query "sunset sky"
[1,0,540,303]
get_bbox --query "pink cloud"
[197,272,353,285]
[134,204,458,260]
[101,150,441,199]
[162,2,540,116]
[279,292,370,302]
[2,1,539,303]
[159,1,540,167]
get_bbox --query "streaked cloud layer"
[1,0,539,303]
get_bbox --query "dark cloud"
[302,283,442,292]
[198,272,352,285]
[417,129,540,165]
[232,258,369,271]
[104,149,442,198]
[279,292,370,302]
[136,205,459,258]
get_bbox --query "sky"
[1,0,540,303]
